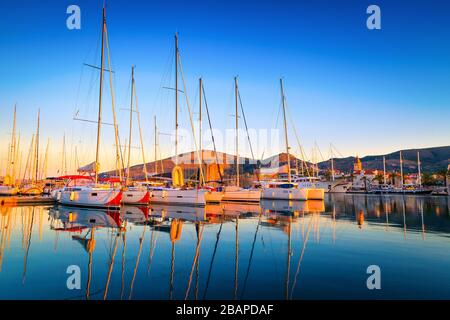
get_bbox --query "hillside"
[103,146,449,178]
[317,146,450,173]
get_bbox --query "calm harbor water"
[0,194,449,300]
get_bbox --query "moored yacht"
[261,181,308,201]
[0,185,19,196]
[222,185,261,202]
[59,7,122,209]
[261,79,317,201]
[150,186,206,206]
[222,77,261,203]
[58,177,122,208]
[122,184,150,204]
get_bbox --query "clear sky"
[0,0,449,175]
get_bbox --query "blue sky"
[0,0,449,173]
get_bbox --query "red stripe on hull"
[138,191,150,204]
[106,191,123,207]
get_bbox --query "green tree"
[435,168,449,186]
[389,172,397,185]
[375,173,384,184]
[421,172,435,186]
[324,170,332,181]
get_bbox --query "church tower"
[354,156,362,172]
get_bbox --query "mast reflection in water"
[0,194,449,299]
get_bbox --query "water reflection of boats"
[120,205,149,224]
[261,199,325,215]
[221,202,261,218]
[49,206,123,230]
[149,204,206,222]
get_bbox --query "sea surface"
[0,194,449,300]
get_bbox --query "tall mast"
[383,155,386,185]
[104,18,123,183]
[134,68,149,183]
[280,79,291,183]
[10,104,17,184]
[417,151,421,187]
[154,115,158,175]
[126,66,135,185]
[61,133,67,175]
[330,143,335,182]
[174,33,179,165]
[35,109,40,182]
[94,6,106,184]
[399,150,404,188]
[199,77,203,164]
[234,76,239,187]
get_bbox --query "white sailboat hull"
[261,187,308,201]
[222,187,261,202]
[58,187,122,208]
[296,180,350,193]
[150,188,206,206]
[122,187,150,204]
[205,190,223,203]
[0,186,19,196]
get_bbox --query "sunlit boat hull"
[261,187,308,201]
[58,187,122,208]
[205,190,223,203]
[122,187,150,204]
[150,188,206,206]
[296,180,351,193]
[222,187,261,202]
[0,185,19,196]
[19,185,43,196]
[306,188,325,200]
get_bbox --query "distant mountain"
[317,146,450,173]
[104,146,449,178]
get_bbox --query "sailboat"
[222,77,261,202]
[149,33,206,206]
[19,109,44,196]
[0,105,19,196]
[261,79,310,201]
[399,151,432,195]
[197,77,225,203]
[122,66,151,204]
[58,6,122,208]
